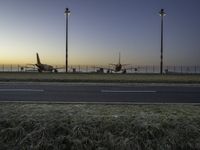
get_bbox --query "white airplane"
[25,53,61,72]
[35,53,58,72]
[97,53,136,73]
[108,52,129,73]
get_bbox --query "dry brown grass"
[0,103,200,149]
[0,72,200,83]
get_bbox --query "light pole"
[159,9,166,74]
[64,8,70,73]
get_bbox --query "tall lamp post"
[64,8,70,73]
[159,9,166,74]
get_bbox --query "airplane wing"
[23,64,37,71]
[95,66,114,73]
[53,67,64,69]
[53,66,66,70]
[121,64,130,66]
[26,64,36,66]
[109,64,116,66]
[124,66,139,71]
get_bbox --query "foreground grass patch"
[0,72,200,83]
[0,103,200,150]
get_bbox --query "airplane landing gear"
[122,69,126,74]
[38,69,42,73]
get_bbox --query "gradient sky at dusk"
[0,0,200,66]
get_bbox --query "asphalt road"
[0,82,200,103]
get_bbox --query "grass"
[0,103,200,149]
[0,72,200,83]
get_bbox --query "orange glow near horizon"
[0,0,200,66]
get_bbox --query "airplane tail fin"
[118,52,121,64]
[36,53,41,65]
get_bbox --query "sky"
[0,0,200,66]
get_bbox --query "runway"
[0,82,200,103]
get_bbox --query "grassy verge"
[0,72,200,83]
[0,103,200,149]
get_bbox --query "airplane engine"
[38,69,42,73]
[122,69,126,74]
[107,69,111,73]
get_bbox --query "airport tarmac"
[0,82,200,103]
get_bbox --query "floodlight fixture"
[159,9,166,16]
[64,8,70,16]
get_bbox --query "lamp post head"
[64,8,70,16]
[159,9,166,16]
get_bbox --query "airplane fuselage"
[115,64,122,72]
[36,64,54,72]
[35,53,58,72]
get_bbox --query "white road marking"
[0,89,44,92]
[101,90,157,93]
[0,101,199,105]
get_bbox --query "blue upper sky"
[0,0,199,65]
